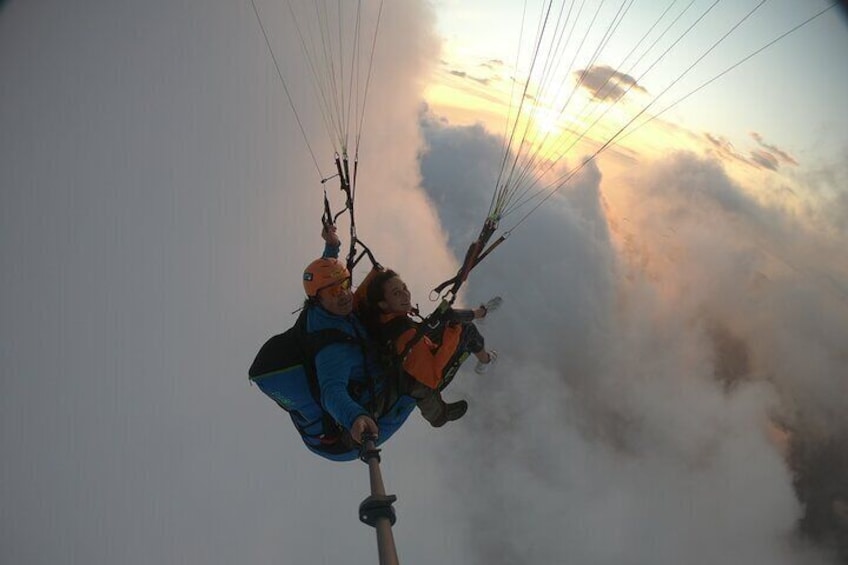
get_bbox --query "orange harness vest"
[378,312,463,390]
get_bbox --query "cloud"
[750,148,781,171]
[702,131,800,173]
[448,68,490,85]
[0,1,462,564]
[418,116,847,563]
[575,64,648,102]
[606,151,848,559]
[704,132,756,168]
[793,150,848,237]
[751,132,800,167]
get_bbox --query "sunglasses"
[318,277,352,298]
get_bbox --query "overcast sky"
[2,1,847,564]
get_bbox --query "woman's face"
[379,276,412,314]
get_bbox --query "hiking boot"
[474,350,498,375]
[431,400,468,428]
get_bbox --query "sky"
[1,1,847,564]
[430,0,848,164]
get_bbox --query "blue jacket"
[304,243,416,461]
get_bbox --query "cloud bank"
[0,1,459,564]
[417,111,847,564]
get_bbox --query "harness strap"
[380,316,415,344]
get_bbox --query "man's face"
[317,277,353,316]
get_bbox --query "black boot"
[431,400,468,428]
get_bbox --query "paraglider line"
[249,0,323,179]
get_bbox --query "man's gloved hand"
[321,224,341,247]
[350,414,379,444]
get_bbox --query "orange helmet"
[303,257,351,298]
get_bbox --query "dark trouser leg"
[436,322,485,391]
[461,322,485,354]
[407,379,448,425]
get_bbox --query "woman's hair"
[365,269,399,308]
[359,269,399,337]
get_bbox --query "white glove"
[480,296,503,316]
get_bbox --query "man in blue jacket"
[301,226,417,460]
